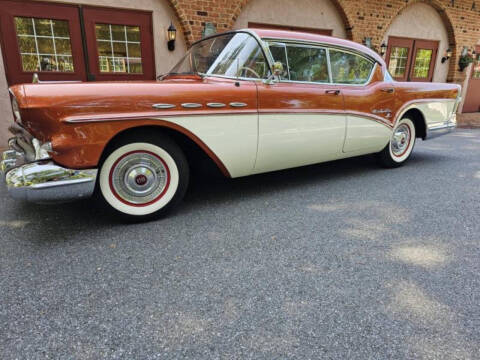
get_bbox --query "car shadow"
[9,149,451,232]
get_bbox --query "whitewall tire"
[98,132,189,221]
[377,117,416,168]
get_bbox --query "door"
[0,0,86,84]
[463,46,480,113]
[0,0,155,85]
[386,36,438,82]
[329,48,395,154]
[255,42,346,173]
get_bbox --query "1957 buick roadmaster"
[1,29,460,220]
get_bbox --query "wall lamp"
[167,23,177,51]
[380,42,387,56]
[441,48,452,63]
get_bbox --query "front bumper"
[1,137,97,203]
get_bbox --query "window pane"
[53,20,70,38]
[21,54,38,71]
[330,50,374,84]
[17,36,36,53]
[128,43,141,58]
[37,37,54,54]
[286,45,328,83]
[14,17,74,73]
[388,46,409,78]
[412,49,432,79]
[34,18,52,36]
[113,42,127,58]
[111,25,125,41]
[128,58,143,74]
[95,24,110,40]
[126,26,141,42]
[14,17,34,35]
[55,38,72,55]
[58,56,74,72]
[95,23,143,74]
[39,55,56,71]
[97,41,112,56]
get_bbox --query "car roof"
[247,28,385,65]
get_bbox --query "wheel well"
[402,109,426,140]
[100,125,227,178]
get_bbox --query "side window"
[268,42,329,83]
[287,46,329,83]
[329,49,374,85]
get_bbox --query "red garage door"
[0,0,155,85]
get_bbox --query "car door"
[254,42,346,174]
[330,49,396,154]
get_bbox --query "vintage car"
[1,29,460,220]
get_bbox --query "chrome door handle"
[325,90,341,95]
[381,88,395,94]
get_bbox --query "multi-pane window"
[14,17,74,72]
[329,50,374,84]
[388,47,409,78]
[386,37,438,82]
[268,43,329,83]
[95,24,142,74]
[412,49,433,79]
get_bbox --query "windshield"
[168,32,270,79]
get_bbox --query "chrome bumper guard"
[1,138,97,203]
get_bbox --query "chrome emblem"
[152,103,176,109]
[135,174,148,186]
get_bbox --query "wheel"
[377,117,416,168]
[98,132,189,221]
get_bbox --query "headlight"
[11,97,21,123]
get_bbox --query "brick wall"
[168,0,480,85]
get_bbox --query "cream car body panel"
[397,99,457,128]
[156,114,258,178]
[253,113,346,174]
[343,115,392,153]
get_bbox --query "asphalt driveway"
[1,130,479,359]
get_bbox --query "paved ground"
[1,130,479,360]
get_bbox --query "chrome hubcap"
[391,124,411,156]
[111,152,168,205]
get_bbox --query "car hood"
[9,76,255,139]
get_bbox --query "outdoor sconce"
[441,48,452,63]
[380,42,387,56]
[167,23,176,51]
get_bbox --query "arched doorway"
[233,0,349,39]
[382,2,454,83]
